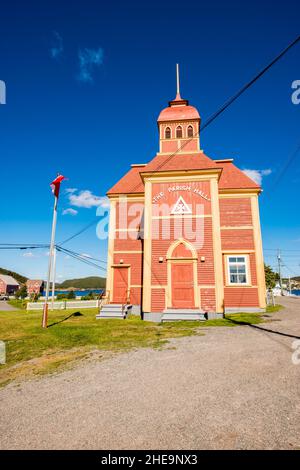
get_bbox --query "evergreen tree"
[264,264,279,289]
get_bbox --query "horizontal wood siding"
[219,197,252,226]
[151,288,166,312]
[224,287,259,307]
[221,229,254,250]
[200,288,216,311]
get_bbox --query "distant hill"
[0,267,28,285]
[0,270,106,290]
[57,276,106,289]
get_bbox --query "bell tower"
[157,64,201,154]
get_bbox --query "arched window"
[187,125,193,138]
[176,126,183,138]
[165,127,171,139]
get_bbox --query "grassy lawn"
[0,304,282,387]
[8,299,27,309]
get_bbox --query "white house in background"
[272,283,291,297]
[0,275,20,295]
[272,284,282,296]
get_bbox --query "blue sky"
[0,0,299,281]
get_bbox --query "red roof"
[216,161,261,190]
[141,152,218,173]
[158,104,200,122]
[157,93,200,122]
[107,165,145,195]
[107,156,261,196]
[26,280,44,286]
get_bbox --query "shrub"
[56,293,67,300]
[15,286,28,300]
[30,293,40,302]
[67,290,76,300]
[82,291,95,300]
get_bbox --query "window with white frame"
[227,256,248,284]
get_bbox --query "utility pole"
[288,275,292,296]
[277,249,283,296]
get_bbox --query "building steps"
[161,309,206,322]
[96,304,132,320]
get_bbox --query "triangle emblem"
[171,196,192,215]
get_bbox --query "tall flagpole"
[51,246,57,311]
[42,195,58,328]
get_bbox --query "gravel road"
[0,296,299,450]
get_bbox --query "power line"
[132,34,300,181]
[58,246,107,265]
[53,36,300,248]
[270,142,300,188]
[59,218,99,246]
[0,244,49,250]
[56,246,106,273]
[0,243,107,272]
[0,243,49,247]
[0,243,107,264]
[57,246,107,269]
[201,35,300,132]
[2,37,300,255]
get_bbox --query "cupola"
[157,64,201,154]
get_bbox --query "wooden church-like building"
[101,70,266,321]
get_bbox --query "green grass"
[0,304,283,386]
[8,299,27,309]
[264,303,284,313]
[0,308,203,386]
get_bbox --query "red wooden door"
[171,262,194,308]
[113,267,129,303]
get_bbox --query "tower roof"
[157,102,200,122]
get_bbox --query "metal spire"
[176,63,181,98]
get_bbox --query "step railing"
[121,288,131,317]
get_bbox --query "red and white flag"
[50,174,66,198]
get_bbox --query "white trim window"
[227,256,248,285]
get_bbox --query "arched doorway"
[166,239,199,309]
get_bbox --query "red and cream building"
[26,279,45,296]
[105,83,266,321]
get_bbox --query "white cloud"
[242,168,272,185]
[22,252,35,258]
[62,208,78,216]
[77,47,104,83]
[65,188,77,194]
[50,31,63,59]
[80,253,92,258]
[69,190,109,209]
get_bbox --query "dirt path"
[0,297,299,450]
[0,301,16,311]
